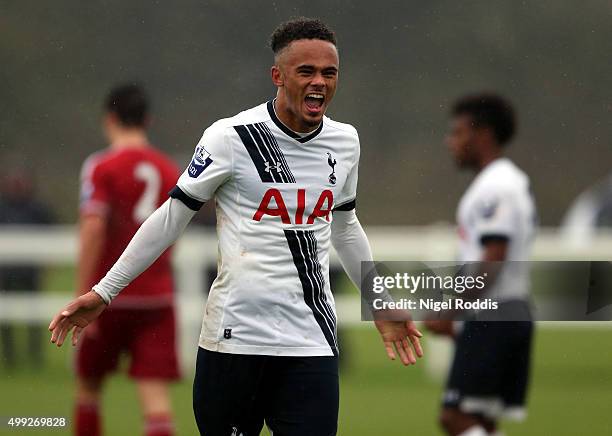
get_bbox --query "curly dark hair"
[452,93,517,145]
[104,83,149,127]
[270,18,337,54]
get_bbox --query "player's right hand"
[49,290,107,347]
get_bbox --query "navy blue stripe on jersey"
[301,231,336,328]
[246,124,285,183]
[257,122,296,183]
[298,230,338,351]
[234,125,274,183]
[267,100,324,144]
[168,186,204,211]
[250,123,286,183]
[286,229,338,355]
[304,231,338,335]
[333,199,356,212]
[234,124,296,184]
[284,229,338,356]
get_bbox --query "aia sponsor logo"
[253,189,333,224]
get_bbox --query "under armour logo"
[327,152,337,185]
[264,161,283,174]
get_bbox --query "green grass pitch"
[2,325,612,435]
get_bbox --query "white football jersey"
[171,100,359,356]
[456,158,536,300]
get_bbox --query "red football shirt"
[80,145,180,307]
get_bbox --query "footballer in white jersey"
[428,94,535,436]
[170,99,359,357]
[49,18,423,436]
[457,156,536,301]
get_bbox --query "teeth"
[306,93,324,100]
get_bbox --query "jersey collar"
[267,99,324,144]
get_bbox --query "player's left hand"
[374,309,424,365]
[49,290,107,347]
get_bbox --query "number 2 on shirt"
[133,162,161,223]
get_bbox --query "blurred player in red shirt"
[75,84,180,436]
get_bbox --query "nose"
[311,72,325,88]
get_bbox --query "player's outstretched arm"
[331,209,423,365]
[90,198,196,304]
[48,198,196,347]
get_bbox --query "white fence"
[1,225,610,370]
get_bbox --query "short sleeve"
[79,156,111,217]
[171,124,232,210]
[472,189,517,244]
[334,140,360,211]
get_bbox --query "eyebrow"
[296,64,338,71]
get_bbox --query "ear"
[103,113,114,130]
[271,65,283,87]
[473,126,491,146]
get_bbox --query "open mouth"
[304,93,325,113]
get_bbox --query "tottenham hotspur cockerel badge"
[327,152,337,185]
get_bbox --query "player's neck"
[475,149,503,172]
[273,96,319,135]
[109,130,149,149]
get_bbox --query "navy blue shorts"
[193,347,339,436]
[443,318,534,421]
